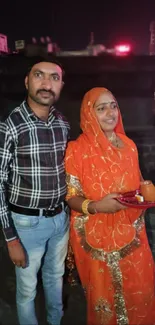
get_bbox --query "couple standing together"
[0,56,155,325]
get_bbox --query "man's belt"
[9,202,66,218]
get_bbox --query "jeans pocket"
[54,210,69,234]
[60,210,69,230]
[11,213,39,230]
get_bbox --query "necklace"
[107,132,119,148]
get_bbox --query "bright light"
[115,44,131,55]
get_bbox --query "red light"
[115,44,131,56]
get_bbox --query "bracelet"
[81,199,93,215]
[7,239,20,246]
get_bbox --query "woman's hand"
[90,193,127,214]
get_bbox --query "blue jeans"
[11,209,69,325]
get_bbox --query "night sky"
[0,0,155,54]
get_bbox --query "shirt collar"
[21,100,56,124]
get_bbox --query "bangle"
[81,199,92,215]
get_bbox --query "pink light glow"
[115,44,131,55]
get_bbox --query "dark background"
[0,0,155,54]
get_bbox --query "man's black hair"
[26,55,65,78]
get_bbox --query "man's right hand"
[7,241,26,268]
[94,193,127,214]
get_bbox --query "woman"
[65,87,155,325]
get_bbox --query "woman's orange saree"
[65,88,155,325]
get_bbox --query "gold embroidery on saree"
[94,297,113,325]
[74,214,145,325]
[66,174,83,199]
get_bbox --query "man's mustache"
[37,89,56,97]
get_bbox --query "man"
[0,56,70,325]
